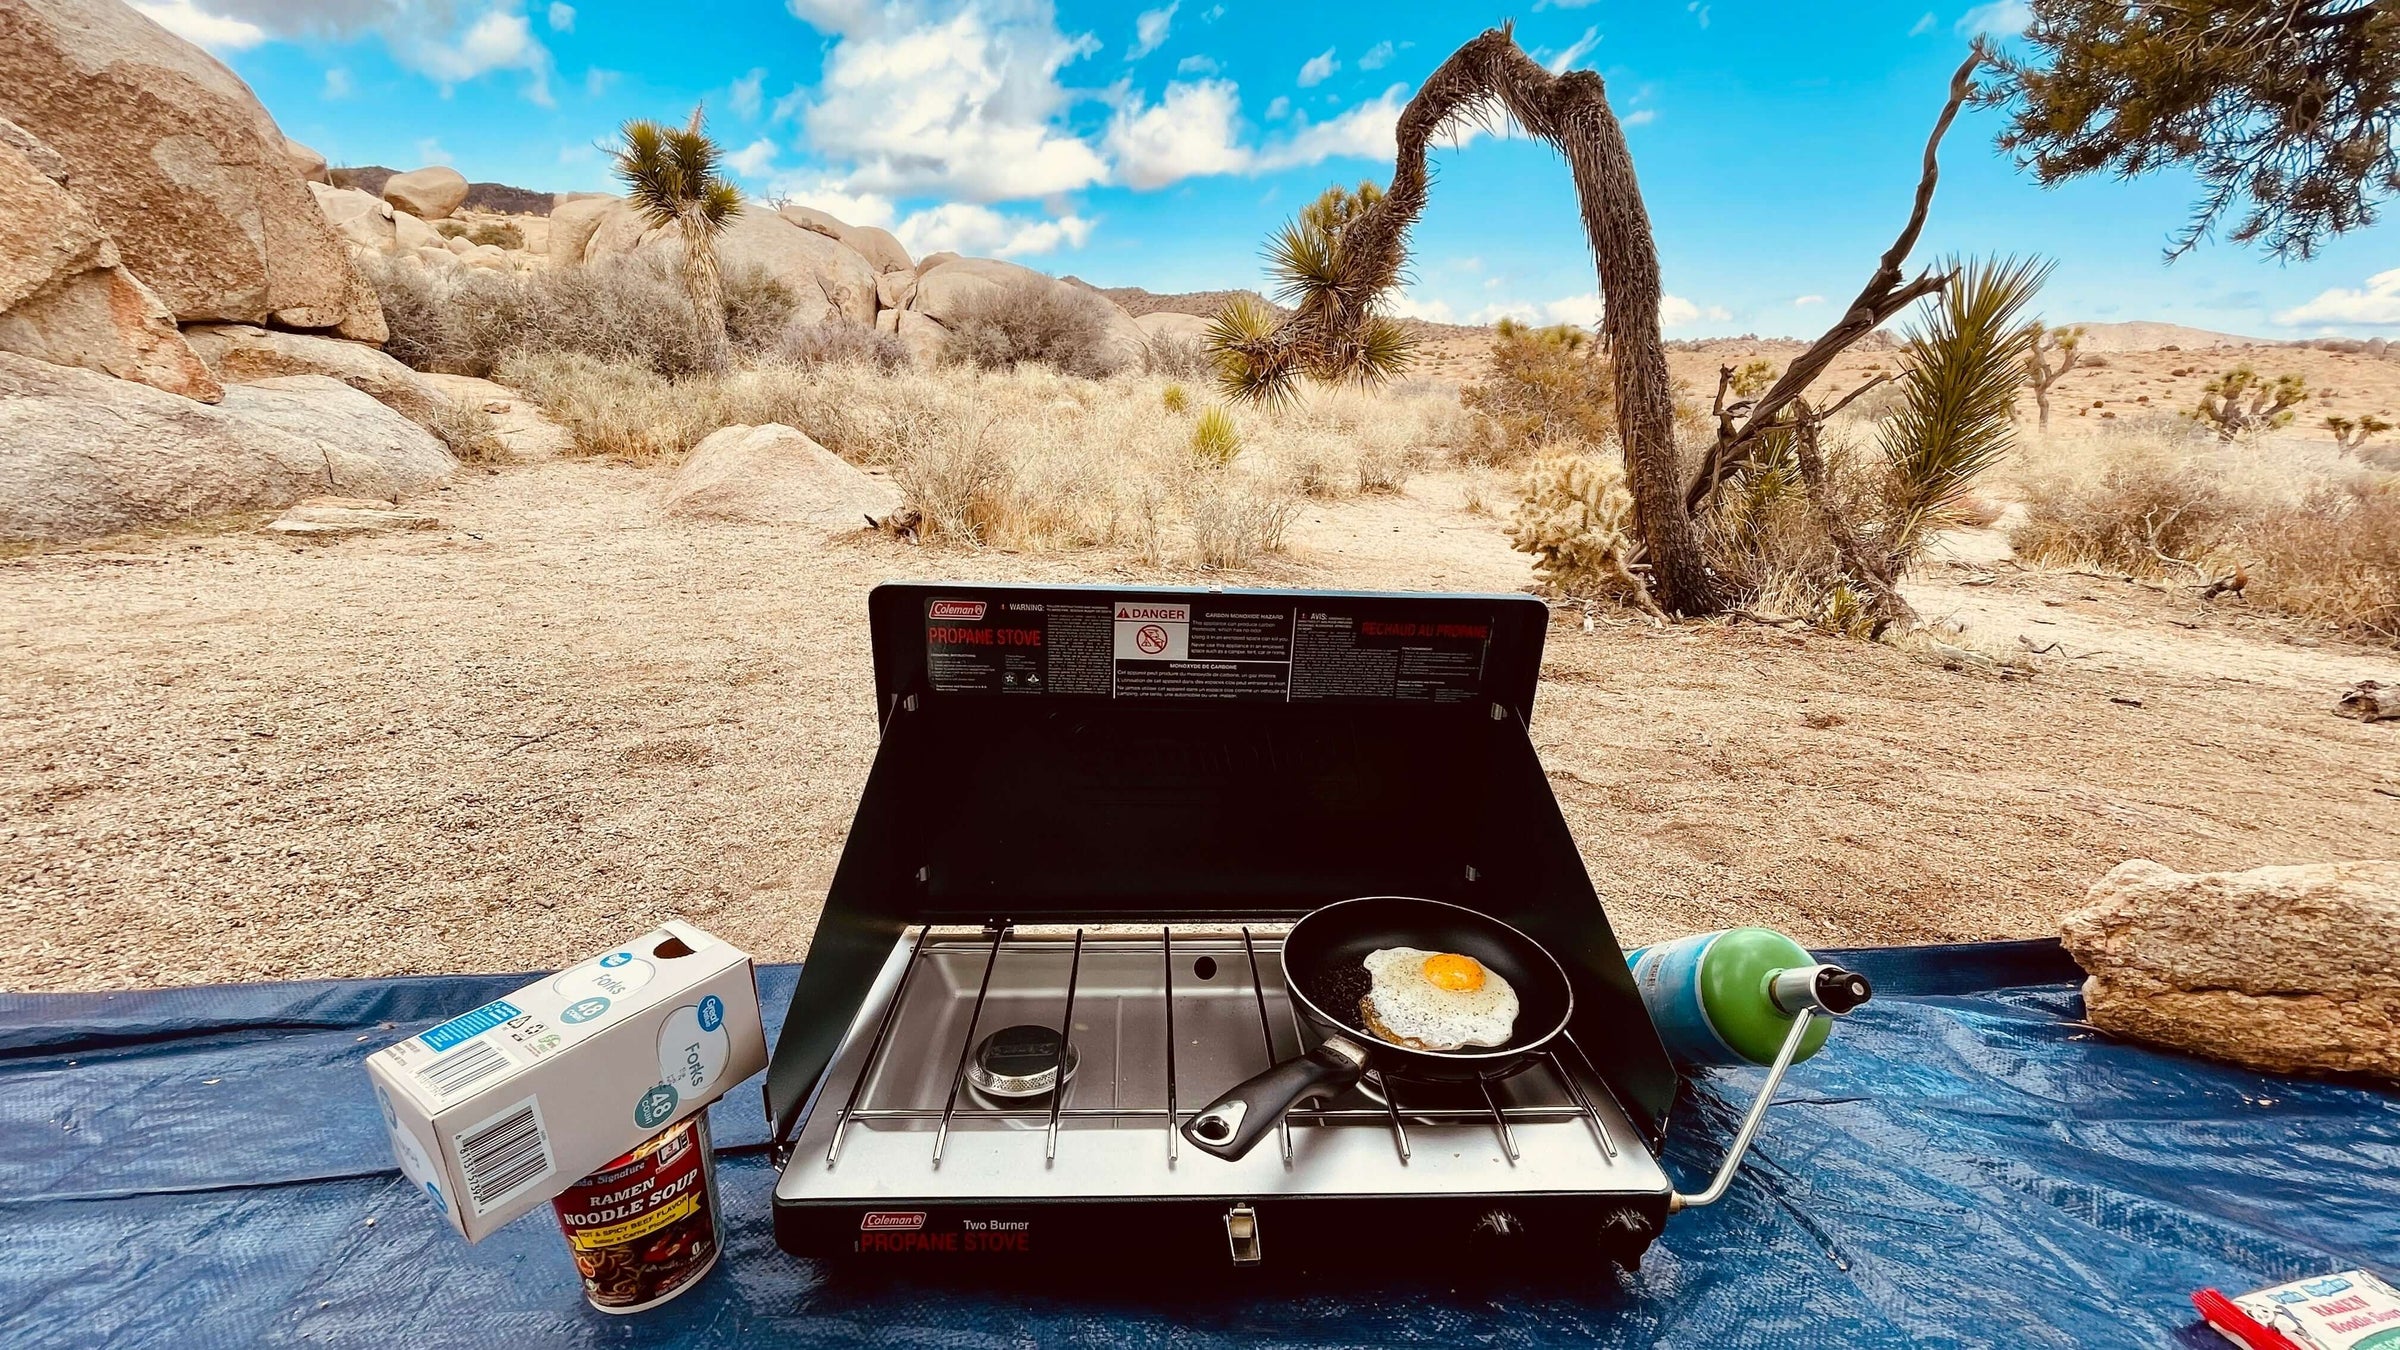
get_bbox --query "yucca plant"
[1876,254,2049,562]
[1191,406,1241,465]
[613,105,742,366]
[1161,383,1190,414]
[1207,182,1416,408]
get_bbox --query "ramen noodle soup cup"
[549,1115,723,1313]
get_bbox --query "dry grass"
[2008,426,2400,644]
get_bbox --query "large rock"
[283,138,329,185]
[182,323,449,426]
[309,182,397,253]
[777,204,849,241]
[392,209,443,252]
[0,0,383,341]
[0,354,451,543]
[844,225,912,275]
[628,206,877,326]
[894,310,947,367]
[2060,858,2400,1080]
[659,423,898,528]
[0,136,219,400]
[580,199,654,263]
[381,166,468,221]
[1135,310,1213,343]
[875,268,917,311]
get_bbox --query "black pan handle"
[1183,1038,1370,1161]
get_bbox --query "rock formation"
[659,423,899,527]
[2060,858,2400,1080]
[0,354,451,543]
[0,0,383,341]
[382,166,470,221]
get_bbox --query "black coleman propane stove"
[763,583,1810,1271]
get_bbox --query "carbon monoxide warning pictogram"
[1112,600,1189,661]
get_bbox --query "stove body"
[766,584,1682,1270]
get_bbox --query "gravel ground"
[3,459,2394,992]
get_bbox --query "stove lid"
[766,583,1678,1152]
[872,582,1550,726]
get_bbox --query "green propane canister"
[1626,927,1875,1068]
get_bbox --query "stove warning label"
[923,594,1493,704]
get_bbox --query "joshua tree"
[2326,413,2395,456]
[2191,366,2309,440]
[1210,181,1416,402]
[2023,322,2083,430]
[613,105,742,364]
[1209,24,1984,617]
[1983,0,2400,260]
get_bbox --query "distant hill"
[327,166,557,216]
[2064,321,2271,353]
[1068,281,1281,320]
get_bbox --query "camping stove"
[764,583,1750,1270]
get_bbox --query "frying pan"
[1182,896,1575,1163]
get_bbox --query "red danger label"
[928,601,987,620]
[861,1211,925,1231]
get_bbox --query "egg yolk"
[1421,952,1487,992]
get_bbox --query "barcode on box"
[455,1098,554,1217]
[416,1042,509,1099]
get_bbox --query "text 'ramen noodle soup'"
[549,1114,722,1313]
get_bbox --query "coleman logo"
[928,601,987,621]
[861,1211,926,1231]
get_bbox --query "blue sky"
[144,0,2400,337]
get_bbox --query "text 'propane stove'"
[763,584,1731,1270]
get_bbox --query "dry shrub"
[1189,481,1300,569]
[774,319,911,374]
[2243,483,2400,644]
[421,396,508,464]
[942,276,1125,379]
[463,219,524,249]
[1145,333,1214,380]
[360,254,780,379]
[2010,445,2248,573]
[1461,320,1615,463]
[495,352,699,463]
[721,265,805,356]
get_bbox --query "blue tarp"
[3,942,2394,1349]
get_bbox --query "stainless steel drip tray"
[775,926,1669,1203]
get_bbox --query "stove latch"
[1224,1204,1262,1266]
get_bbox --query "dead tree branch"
[1686,48,1982,512]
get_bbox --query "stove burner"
[965,1023,1077,1101]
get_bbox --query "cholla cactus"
[1505,451,1663,616]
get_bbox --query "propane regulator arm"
[1667,962,1873,1213]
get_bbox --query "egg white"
[1359,946,1520,1050]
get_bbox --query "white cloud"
[132,1,266,51]
[1297,47,1337,87]
[895,202,1093,258]
[1472,292,1727,330]
[1688,2,1712,28]
[547,1,573,31]
[322,66,353,98]
[152,1,562,102]
[1177,54,1219,75]
[786,2,1109,202]
[725,137,779,177]
[1127,2,1176,60]
[764,172,898,228]
[1957,1,2031,35]
[584,67,615,97]
[1106,79,1251,188]
[414,137,452,166]
[1622,108,1657,127]
[1383,290,1455,322]
[1908,12,1935,35]
[1358,40,1394,71]
[1794,294,1825,307]
[2275,269,2400,327]
[1544,27,1600,74]
[729,67,766,120]
[1265,94,1290,120]
[1255,84,1406,170]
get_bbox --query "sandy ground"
[4,449,2394,992]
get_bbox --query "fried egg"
[1358,947,1519,1051]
